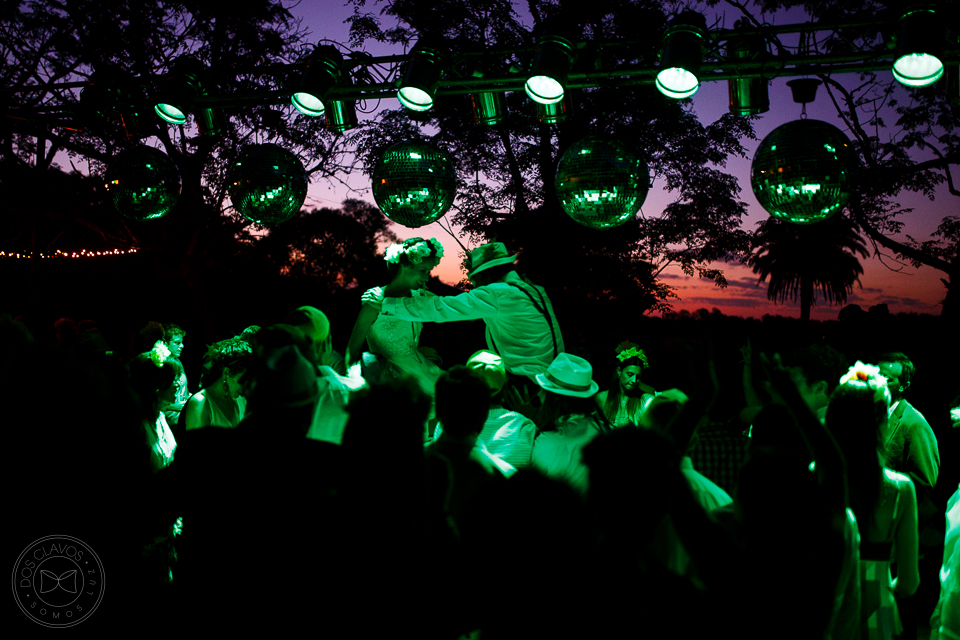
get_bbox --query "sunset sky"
[292,1,953,320]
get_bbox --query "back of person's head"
[199,338,254,389]
[251,324,316,367]
[876,351,915,389]
[746,404,805,460]
[342,377,430,456]
[128,320,165,360]
[783,344,848,395]
[284,306,330,345]
[245,344,319,439]
[76,319,98,335]
[54,317,76,346]
[128,352,178,420]
[465,349,507,402]
[434,365,490,438]
[638,388,688,432]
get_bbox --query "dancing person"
[530,353,608,496]
[346,238,444,407]
[161,324,189,419]
[595,341,656,427]
[363,241,563,399]
[782,344,849,422]
[129,342,179,472]
[181,338,252,431]
[826,362,919,640]
[929,483,959,640]
[876,352,939,495]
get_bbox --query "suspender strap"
[503,279,559,359]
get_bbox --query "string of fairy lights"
[0,248,139,259]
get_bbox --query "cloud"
[685,296,767,308]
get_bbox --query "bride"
[347,237,444,402]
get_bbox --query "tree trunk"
[801,275,813,322]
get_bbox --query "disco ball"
[228,144,308,224]
[751,120,856,225]
[104,146,181,220]
[554,136,649,230]
[372,140,457,228]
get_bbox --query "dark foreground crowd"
[5,305,958,638]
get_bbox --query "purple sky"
[292,2,957,318]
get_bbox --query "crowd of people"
[5,237,959,637]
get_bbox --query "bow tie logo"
[39,569,77,594]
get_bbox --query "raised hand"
[361,287,385,310]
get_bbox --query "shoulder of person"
[901,400,931,425]
[415,288,438,298]
[884,467,913,488]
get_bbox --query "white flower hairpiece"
[148,340,171,368]
[384,238,444,265]
[839,361,885,386]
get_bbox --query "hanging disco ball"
[228,144,308,224]
[104,146,181,220]
[372,139,457,228]
[554,136,649,230]
[751,120,856,225]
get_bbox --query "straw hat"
[465,242,517,278]
[535,353,599,398]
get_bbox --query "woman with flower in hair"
[826,362,920,640]
[595,341,656,428]
[347,238,444,404]
[129,341,179,472]
[181,338,253,431]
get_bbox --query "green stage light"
[751,120,855,225]
[471,91,507,125]
[153,57,222,134]
[656,11,707,99]
[525,35,575,105]
[155,102,187,125]
[398,43,442,112]
[726,32,769,115]
[291,46,345,117]
[104,146,181,221]
[537,93,574,124]
[893,7,944,88]
[228,144,308,224]
[372,140,457,228]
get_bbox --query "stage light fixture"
[471,91,507,125]
[726,33,769,115]
[525,35,575,105]
[892,6,944,87]
[537,93,574,124]
[656,11,707,99]
[398,42,442,111]
[292,45,345,117]
[153,57,223,134]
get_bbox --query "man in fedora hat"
[363,242,564,394]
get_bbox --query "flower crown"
[384,238,444,265]
[147,341,171,368]
[615,341,649,367]
[839,361,886,387]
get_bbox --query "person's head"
[54,318,76,345]
[283,307,331,365]
[826,362,891,436]
[238,325,261,345]
[244,344,320,438]
[611,341,649,396]
[746,403,805,462]
[384,238,443,289]
[200,338,254,399]
[536,353,602,430]
[876,352,915,403]
[464,242,517,287]
[465,349,507,403]
[435,366,491,440]
[783,345,848,412]
[163,323,186,358]
[129,348,179,420]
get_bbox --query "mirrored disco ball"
[555,136,649,229]
[372,140,457,228]
[104,146,181,220]
[751,120,855,225]
[228,144,308,224]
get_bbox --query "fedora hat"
[535,353,599,398]
[466,242,517,278]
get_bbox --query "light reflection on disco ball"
[228,144,308,224]
[751,120,855,225]
[372,140,457,228]
[104,146,181,220]
[554,136,649,230]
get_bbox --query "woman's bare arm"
[345,302,379,369]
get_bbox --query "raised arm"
[345,302,380,370]
[761,353,849,516]
[381,286,501,323]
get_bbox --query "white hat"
[535,353,599,398]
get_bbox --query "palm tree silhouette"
[747,215,869,321]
